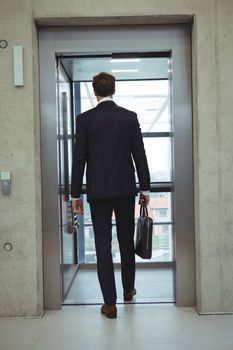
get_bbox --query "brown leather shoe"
[101,304,117,319]
[123,288,137,301]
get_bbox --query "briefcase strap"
[140,204,148,217]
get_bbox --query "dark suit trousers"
[89,196,135,305]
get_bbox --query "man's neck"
[97,95,113,102]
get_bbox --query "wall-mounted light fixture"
[110,59,141,63]
[111,69,139,73]
[13,45,24,86]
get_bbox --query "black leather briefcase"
[135,204,153,259]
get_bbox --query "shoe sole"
[101,310,117,319]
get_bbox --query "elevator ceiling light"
[111,69,139,73]
[110,59,141,63]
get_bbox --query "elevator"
[39,24,195,309]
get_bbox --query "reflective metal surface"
[39,24,194,308]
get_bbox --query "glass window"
[79,81,172,184]
[79,193,173,264]
[75,58,173,265]
[114,80,171,133]
[79,80,171,133]
[141,137,172,182]
[58,66,75,264]
[159,209,167,217]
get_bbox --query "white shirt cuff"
[141,191,150,196]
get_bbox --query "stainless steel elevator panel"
[39,25,194,309]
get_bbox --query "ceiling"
[59,56,169,81]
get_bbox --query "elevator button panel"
[1,172,11,195]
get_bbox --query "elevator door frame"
[39,24,195,309]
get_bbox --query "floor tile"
[133,343,233,350]
[0,318,45,350]
[0,305,233,350]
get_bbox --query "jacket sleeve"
[71,116,87,198]
[131,115,150,191]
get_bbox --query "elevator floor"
[64,268,174,305]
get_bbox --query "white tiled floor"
[1,305,233,350]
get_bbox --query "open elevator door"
[57,52,176,304]
[39,25,195,309]
[57,61,78,301]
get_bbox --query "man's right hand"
[72,198,84,216]
[139,194,150,206]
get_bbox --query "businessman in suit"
[71,72,150,319]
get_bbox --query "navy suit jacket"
[71,100,150,202]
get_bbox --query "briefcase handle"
[140,203,148,217]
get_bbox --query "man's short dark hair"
[92,72,115,97]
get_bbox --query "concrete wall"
[0,2,43,317]
[0,0,232,316]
